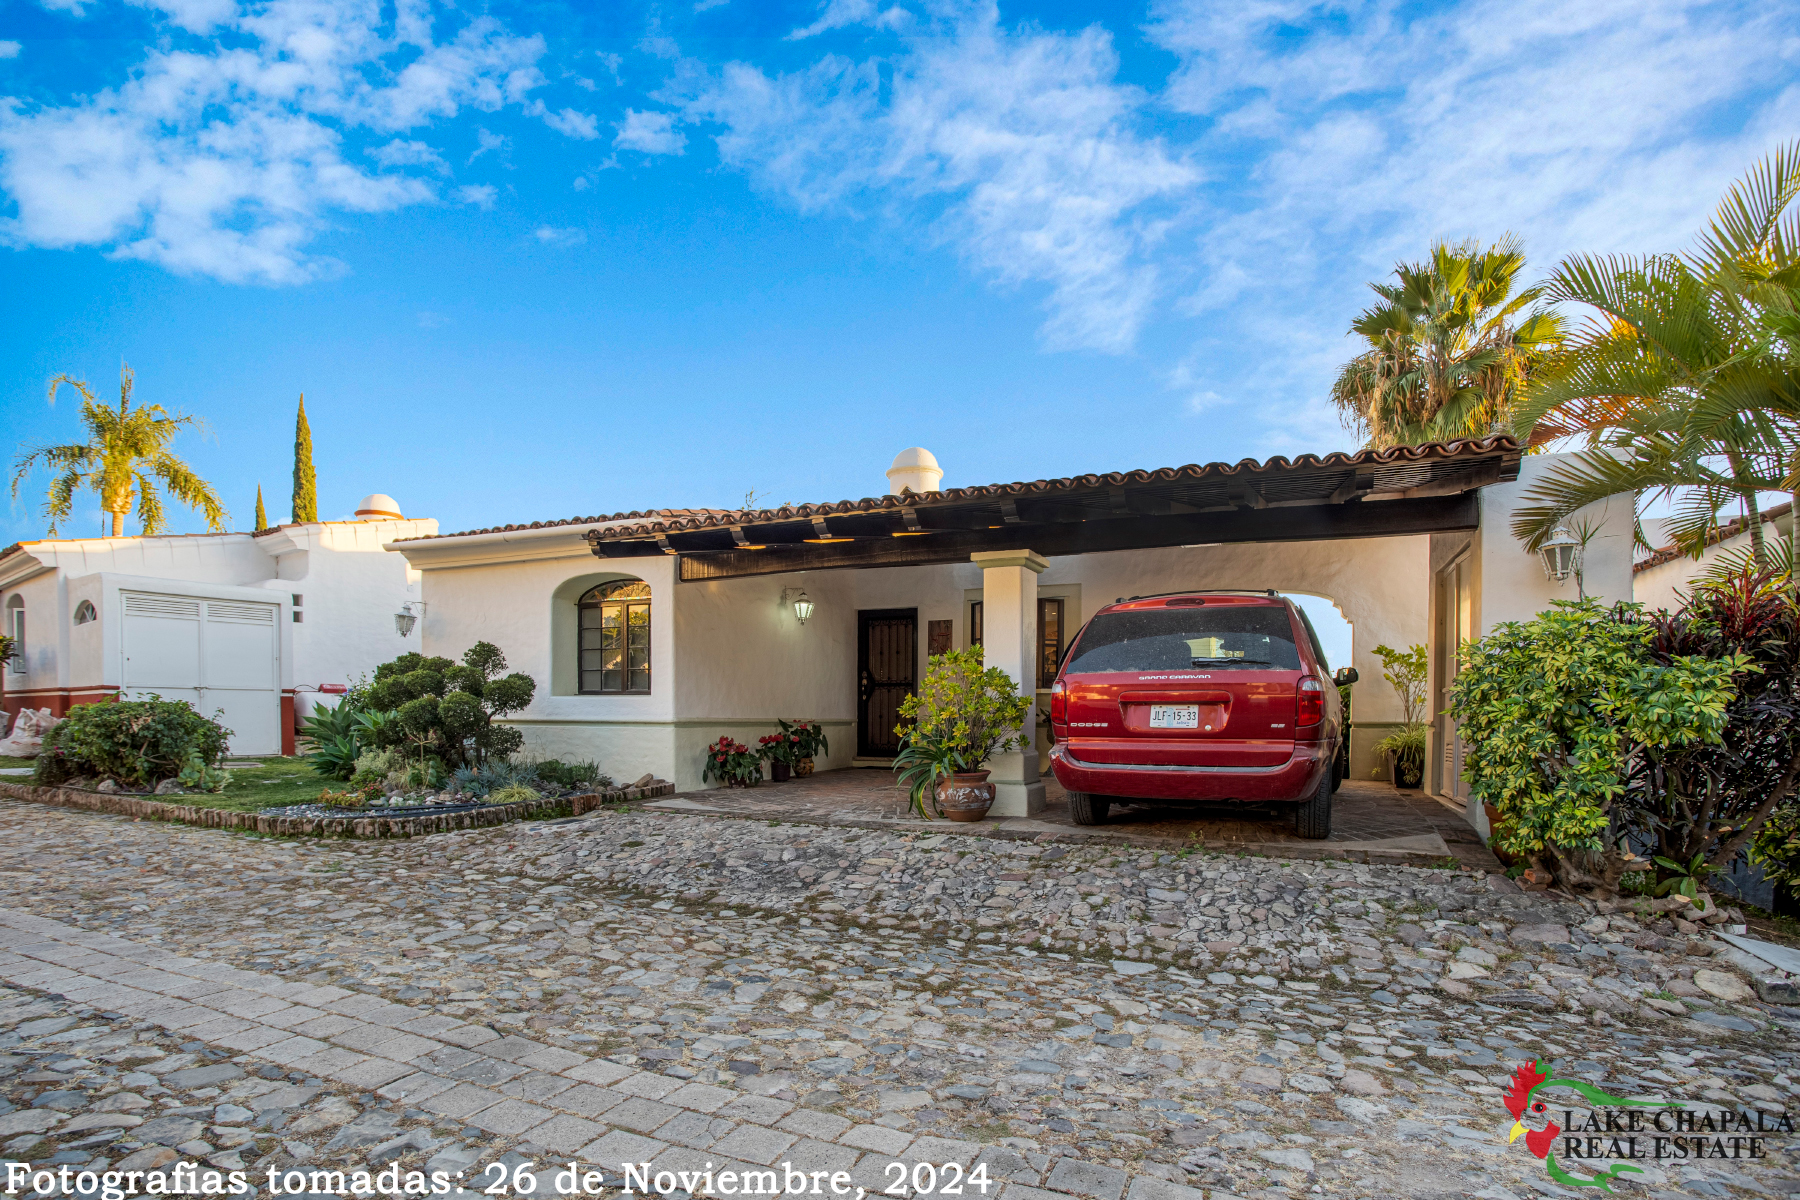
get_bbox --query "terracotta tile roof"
[1634,501,1794,573]
[392,508,735,544]
[397,436,1518,546]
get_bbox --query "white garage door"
[122,592,281,756]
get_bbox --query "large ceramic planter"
[1386,750,1422,790]
[770,761,792,783]
[936,770,995,822]
[1482,802,1519,866]
[794,758,815,778]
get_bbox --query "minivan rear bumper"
[1048,742,1328,803]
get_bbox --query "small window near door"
[73,600,97,625]
[1038,598,1064,688]
[5,596,22,675]
[578,580,651,694]
[969,601,983,648]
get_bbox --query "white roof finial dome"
[356,494,403,520]
[886,447,943,496]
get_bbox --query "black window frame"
[578,580,651,695]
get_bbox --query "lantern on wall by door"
[793,591,814,624]
[1537,524,1582,583]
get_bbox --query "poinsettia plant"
[777,718,829,760]
[757,732,801,766]
[702,735,762,785]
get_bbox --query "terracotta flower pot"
[795,758,814,777]
[770,761,792,783]
[935,770,995,822]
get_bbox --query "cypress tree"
[292,394,317,522]
[254,485,268,531]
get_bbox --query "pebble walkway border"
[0,781,675,838]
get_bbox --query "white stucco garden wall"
[1633,507,1793,614]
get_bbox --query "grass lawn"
[192,757,334,812]
[3,753,331,812]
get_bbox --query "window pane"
[1038,598,1064,688]
[580,606,606,628]
[602,669,623,691]
[627,647,648,670]
[970,601,983,648]
[1066,606,1302,674]
[581,671,605,692]
[628,668,650,692]
[601,648,624,672]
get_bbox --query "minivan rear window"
[1064,605,1302,673]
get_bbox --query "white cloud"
[533,225,586,246]
[0,42,19,59]
[787,0,907,40]
[370,138,447,172]
[614,108,687,156]
[454,183,496,208]
[0,0,549,283]
[1140,0,1800,446]
[467,127,509,164]
[572,176,590,191]
[535,104,600,139]
[684,4,1197,353]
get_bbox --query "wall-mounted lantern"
[1537,523,1582,584]
[781,588,814,625]
[395,601,423,638]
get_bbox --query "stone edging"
[0,779,675,837]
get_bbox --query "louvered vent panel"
[207,602,277,624]
[122,594,200,619]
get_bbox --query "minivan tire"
[1068,792,1110,825]
[1294,770,1332,839]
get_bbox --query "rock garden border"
[0,779,674,838]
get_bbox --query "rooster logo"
[1503,1060,1680,1191]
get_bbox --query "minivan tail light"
[1296,677,1324,727]
[1050,678,1067,726]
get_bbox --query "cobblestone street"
[0,799,1794,1200]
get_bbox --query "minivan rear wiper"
[1191,657,1273,666]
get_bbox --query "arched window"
[73,600,97,625]
[578,580,650,694]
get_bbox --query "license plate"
[1149,704,1199,729]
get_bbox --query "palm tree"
[1331,237,1567,448]
[1508,146,1800,567]
[11,363,227,538]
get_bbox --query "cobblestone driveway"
[0,800,1794,1200]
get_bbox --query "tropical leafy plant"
[1371,642,1428,724]
[302,699,365,780]
[1650,852,1717,899]
[1509,145,1800,568]
[1372,724,1426,786]
[10,364,227,537]
[1449,599,1746,893]
[1330,237,1567,448]
[35,698,231,790]
[892,648,1031,818]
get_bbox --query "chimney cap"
[888,447,940,472]
[356,494,403,520]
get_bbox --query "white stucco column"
[972,549,1048,817]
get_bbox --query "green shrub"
[360,642,534,770]
[36,698,230,790]
[1449,598,1746,893]
[487,784,541,805]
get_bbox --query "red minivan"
[1046,590,1355,837]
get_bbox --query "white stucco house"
[1634,502,1794,613]
[389,441,1632,835]
[0,495,436,756]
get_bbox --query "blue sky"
[1,0,1795,543]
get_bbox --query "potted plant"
[702,736,762,787]
[779,719,829,776]
[1371,642,1428,790]
[758,732,799,782]
[1374,724,1426,789]
[892,648,1030,821]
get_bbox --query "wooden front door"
[857,608,918,758]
